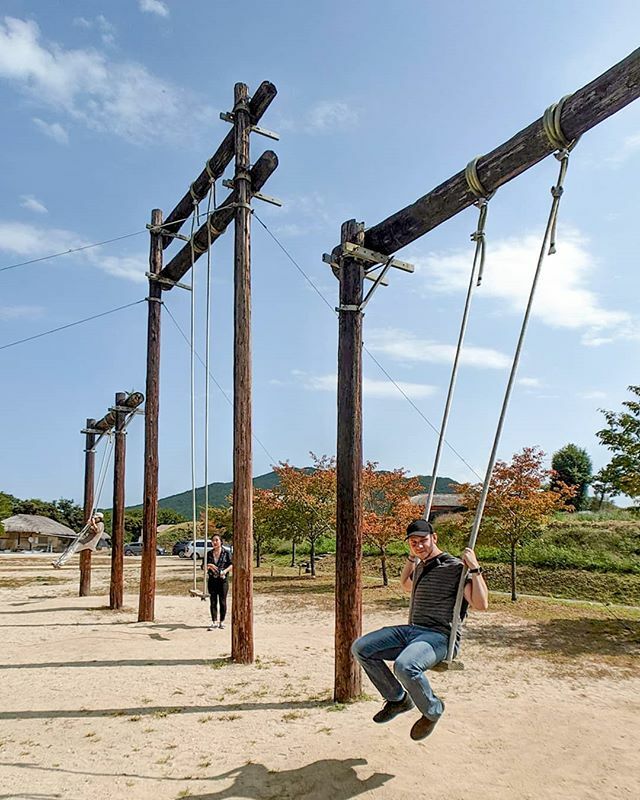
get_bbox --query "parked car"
[172,540,189,557]
[184,539,212,560]
[184,540,232,560]
[124,541,166,556]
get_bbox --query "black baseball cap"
[405,519,434,539]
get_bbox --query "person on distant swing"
[204,534,232,630]
[351,519,488,741]
[77,511,105,550]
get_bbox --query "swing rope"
[53,429,115,568]
[202,181,215,598]
[443,142,576,665]
[420,159,494,526]
[189,192,200,594]
[188,178,217,598]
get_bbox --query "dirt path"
[0,555,638,799]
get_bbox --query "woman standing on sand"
[204,534,232,630]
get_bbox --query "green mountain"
[142,471,458,518]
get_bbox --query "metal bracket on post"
[220,111,280,141]
[222,178,283,207]
[322,254,390,287]
[323,244,414,310]
[145,272,192,292]
[109,406,145,416]
[340,242,415,273]
[146,224,190,242]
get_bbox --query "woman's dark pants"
[207,576,228,622]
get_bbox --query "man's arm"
[462,547,489,611]
[400,558,417,593]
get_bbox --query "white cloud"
[414,229,638,346]
[366,327,511,369]
[274,192,334,238]
[139,0,170,17]
[278,101,359,135]
[0,221,146,283]
[0,17,210,144]
[0,305,44,320]
[73,15,116,46]
[518,377,541,388]
[306,101,358,133]
[33,117,69,144]
[19,194,48,214]
[293,370,436,399]
[605,132,640,166]
[579,390,608,401]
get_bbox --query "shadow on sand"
[0,759,393,799]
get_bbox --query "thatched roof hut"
[409,493,466,517]
[1,514,77,552]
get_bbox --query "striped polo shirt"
[409,552,469,639]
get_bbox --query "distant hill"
[130,471,458,518]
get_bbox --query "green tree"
[551,444,592,510]
[459,447,576,601]
[0,492,16,534]
[591,464,622,509]
[272,455,336,577]
[53,498,85,531]
[124,509,144,541]
[596,386,640,502]
[157,508,187,526]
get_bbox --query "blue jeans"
[351,626,449,721]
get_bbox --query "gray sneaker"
[219,622,225,629]
[207,624,217,631]
[372,693,414,724]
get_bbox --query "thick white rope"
[189,198,199,593]
[202,182,215,597]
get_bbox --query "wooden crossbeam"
[364,48,640,255]
[161,81,277,247]
[159,150,278,286]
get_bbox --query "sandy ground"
[0,554,639,800]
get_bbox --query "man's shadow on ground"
[187,758,393,800]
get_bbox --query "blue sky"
[0,1,639,508]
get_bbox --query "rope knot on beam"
[543,95,580,152]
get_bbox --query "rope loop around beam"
[464,156,494,200]
[542,94,580,152]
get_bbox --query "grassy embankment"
[159,510,639,605]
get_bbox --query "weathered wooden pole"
[110,391,127,610]
[159,151,278,286]
[79,418,96,596]
[138,209,163,622]
[231,82,254,664]
[334,220,365,702]
[161,81,277,244]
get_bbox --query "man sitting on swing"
[352,518,489,741]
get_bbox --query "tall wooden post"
[231,82,254,664]
[138,210,163,622]
[79,418,96,596]
[110,392,127,610]
[334,220,365,702]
